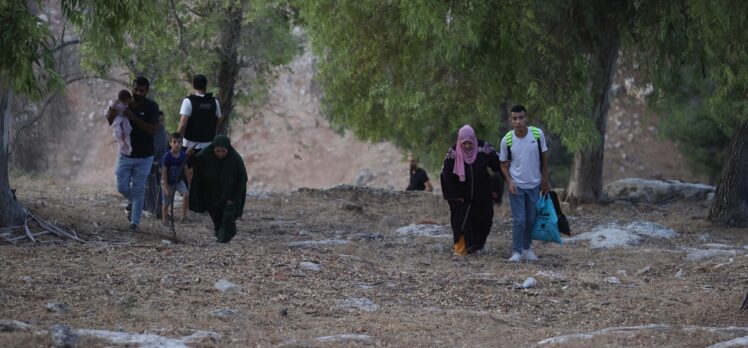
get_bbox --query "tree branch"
[169,0,189,55]
[10,75,129,151]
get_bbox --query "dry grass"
[1,178,747,347]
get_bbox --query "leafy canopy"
[1,0,61,98]
[64,0,301,128]
[299,0,614,169]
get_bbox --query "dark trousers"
[143,164,162,217]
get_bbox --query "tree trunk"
[216,1,245,134]
[565,9,621,205]
[0,78,26,227]
[708,120,748,227]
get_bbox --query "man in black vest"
[178,74,224,151]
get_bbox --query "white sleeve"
[179,98,192,116]
[539,128,548,152]
[499,137,509,161]
[215,99,222,118]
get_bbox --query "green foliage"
[632,0,747,184]
[635,0,748,132]
[65,0,301,130]
[0,0,61,98]
[298,0,621,171]
[659,109,728,184]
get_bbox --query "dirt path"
[1,178,747,347]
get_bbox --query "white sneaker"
[523,249,538,261]
[508,252,522,263]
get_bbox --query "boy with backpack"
[499,105,551,262]
[161,132,190,226]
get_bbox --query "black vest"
[184,94,218,142]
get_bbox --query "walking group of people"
[408,105,551,262]
[105,76,547,253]
[105,75,247,243]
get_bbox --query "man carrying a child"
[105,76,160,231]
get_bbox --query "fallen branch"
[1,209,87,244]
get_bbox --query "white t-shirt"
[499,127,548,189]
[179,93,222,149]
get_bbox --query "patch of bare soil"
[2,177,748,347]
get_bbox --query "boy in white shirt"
[499,105,550,262]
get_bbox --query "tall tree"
[299,0,633,202]
[1,0,60,226]
[1,0,143,227]
[636,1,748,227]
[71,0,301,131]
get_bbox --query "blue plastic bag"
[531,194,563,244]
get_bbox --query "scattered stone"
[46,302,69,314]
[537,324,671,346]
[0,319,35,332]
[536,270,564,282]
[336,298,379,312]
[288,239,349,249]
[566,221,677,248]
[75,329,221,348]
[50,324,78,348]
[625,221,678,239]
[708,336,748,348]
[214,279,242,294]
[299,261,321,272]
[521,277,537,289]
[316,333,373,344]
[394,224,450,238]
[605,277,621,284]
[675,269,685,278]
[636,266,652,276]
[211,308,238,318]
[601,178,714,204]
[684,246,740,261]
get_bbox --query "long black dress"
[188,135,247,243]
[441,140,501,254]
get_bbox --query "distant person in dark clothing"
[406,154,433,192]
[441,125,501,256]
[144,111,168,217]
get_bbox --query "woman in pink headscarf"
[441,125,501,256]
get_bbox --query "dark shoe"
[125,203,132,222]
[129,224,138,231]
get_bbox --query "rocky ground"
[1,177,747,347]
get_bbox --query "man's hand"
[105,105,117,126]
[508,181,518,195]
[541,179,551,194]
